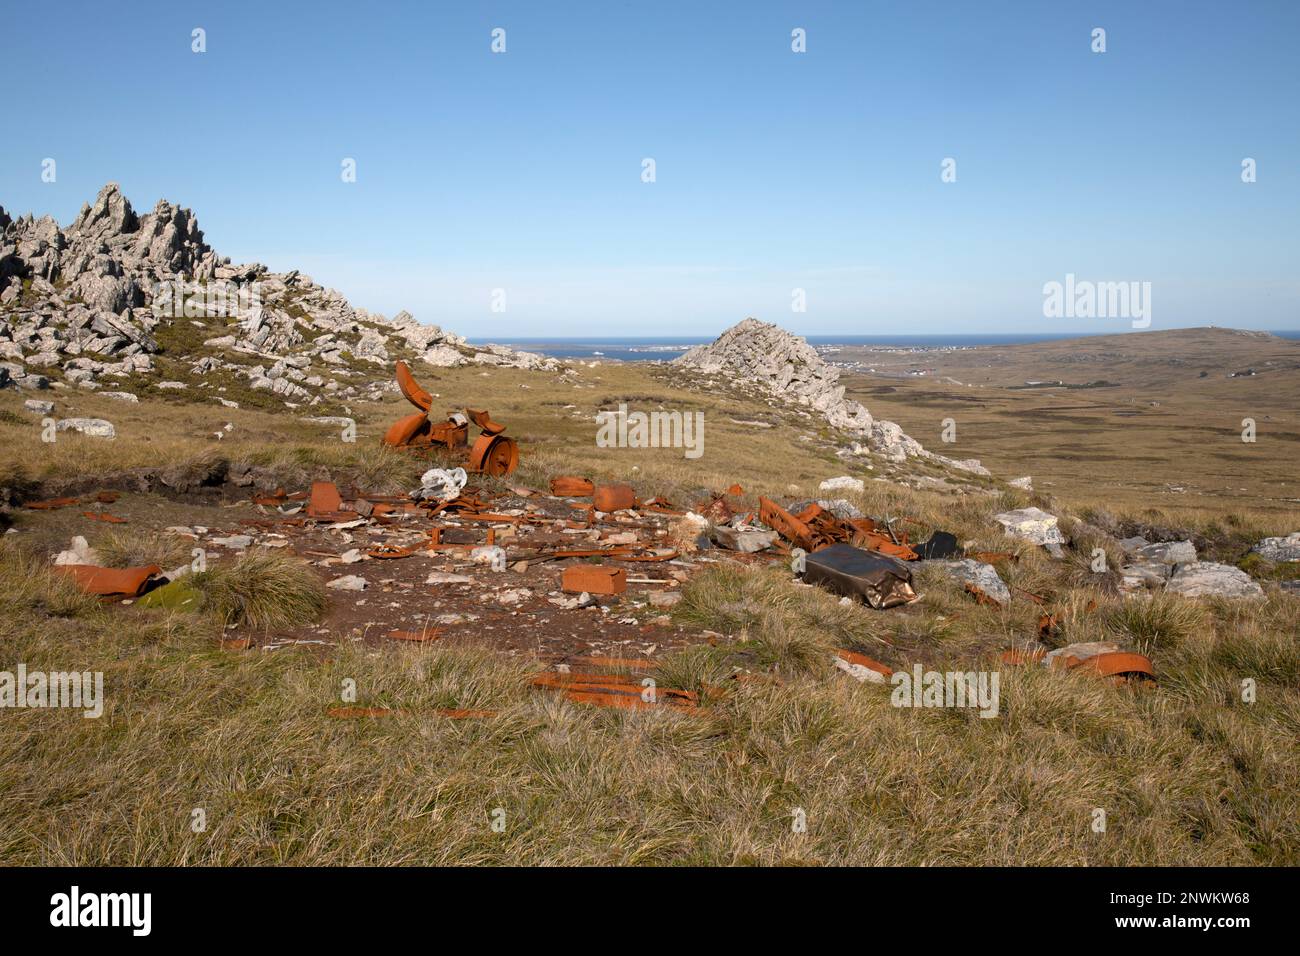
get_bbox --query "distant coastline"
[468,330,1300,362]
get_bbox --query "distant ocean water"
[468,331,1300,362]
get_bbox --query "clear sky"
[4,0,1297,336]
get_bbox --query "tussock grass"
[0,360,1296,865]
[0,543,100,619]
[191,549,327,631]
[1104,593,1208,655]
[93,528,191,570]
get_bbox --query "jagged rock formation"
[676,318,988,474]
[0,183,555,402]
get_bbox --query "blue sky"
[3,0,1297,335]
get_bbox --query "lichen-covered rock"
[933,559,1011,606]
[1166,562,1264,599]
[1251,532,1300,563]
[993,507,1065,550]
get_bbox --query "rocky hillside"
[0,184,554,406]
[675,318,989,475]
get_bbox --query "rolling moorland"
[0,185,1297,866]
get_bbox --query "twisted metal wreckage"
[28,360,1154,712]
[381,360,519,477]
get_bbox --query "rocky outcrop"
[0,183,556,400]
[675,318,988,475]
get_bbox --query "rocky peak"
[677,318,989,475]
[0,183,558,402]
[69,182,139,240]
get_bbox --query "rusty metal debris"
[1001,641,1155,685]
[759,496,918,560]
[562,565,627,595]
[381,361,518,476]
[53,563,163,598]
[550,476,594,496]
[593,484,637,513]
[800,543,918,609]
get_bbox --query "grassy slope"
[0,348,1297,865]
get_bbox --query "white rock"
[1166,562,1264,600]
[993,507,1065,549]
[415,467,467,503]
[24,399,54,414]
[819,475,865,493]
[933,559,1011,606]
[54,535,99,566]
[326,575,367,591]
[426,571,474,584]
[55,417,116,439]
[1251,532,1300,563]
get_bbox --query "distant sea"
[468,331,1300,363]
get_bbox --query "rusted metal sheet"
[387,628,441,642]
[395,360,434,411]
[54,563,163,597]
[593,484,637,513]
[382,411,430,447]
[307,481,343,517]
[561,565,627,594]
[550,476,594,496]
[24,497,79,511]
[833,648,893,678]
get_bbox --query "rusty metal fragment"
[381,361,518,475]
[561,565,627,594]
[800,543,918,609]
[54,563,163,598]
[550,476,594,496]
[593,484,637,513]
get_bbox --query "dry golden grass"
[191,549,327,631]
[0,556,1294,865]
[0,349,1296,865]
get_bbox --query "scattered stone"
[326,575,368,591]
[54,535,99,566]
[55,417,115,439]
[711,525,778,553]
[819,475,864,493]
[23,399,53,414]
[208,534,252,549]
[1127,540,1197,565]
[933,559,1011,606]
[1166,562,1264,599]
[426,571,474,584]
[993,507,1065,554]
[1008,476,1033,491]
[1251,532,1300,563]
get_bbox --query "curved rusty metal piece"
[395,360,433,412]
[1072,651,1156,683]
[465,407,507,435]
[468,433,519,476]
[53,563,162,597]
[382,411,430,447]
